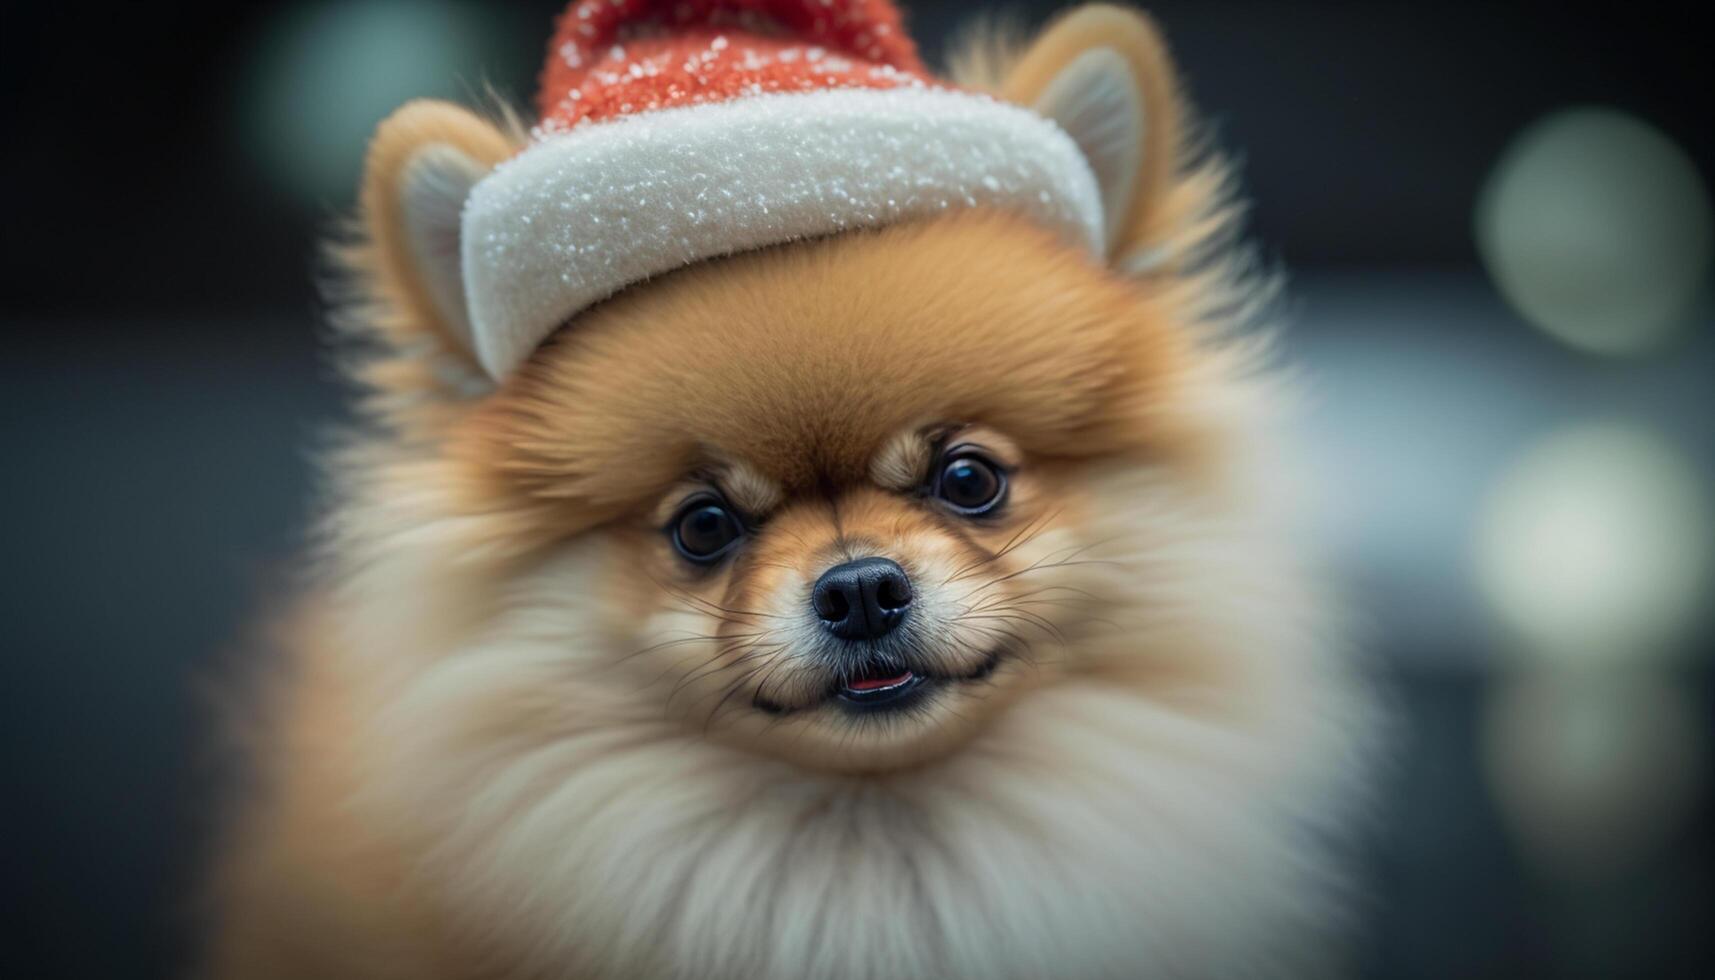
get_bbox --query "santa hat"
[462,0,1104,378]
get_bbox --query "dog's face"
[438,214,1202,771]
[331,0,1250,774]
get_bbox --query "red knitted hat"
[462,0,1103,376]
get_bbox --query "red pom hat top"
[537,0,927,131]
[462,0,1102,377]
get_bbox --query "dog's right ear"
[348,100,517,399]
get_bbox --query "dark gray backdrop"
[3,3,1710,977]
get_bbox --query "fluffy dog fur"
[204,6,1377,978]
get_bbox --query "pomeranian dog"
[204,2,1376,977]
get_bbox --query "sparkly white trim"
[461,87,1104,377]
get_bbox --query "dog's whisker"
[649,575,785,622]
[612,629,767,668]
[943,507,1063,584]
[664,633,786,707]
[699,649,790,730]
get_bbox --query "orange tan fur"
[205,6,1376,978]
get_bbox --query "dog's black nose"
[811,557,913,641]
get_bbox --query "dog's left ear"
[1002,5,1183,260]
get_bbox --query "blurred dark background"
[3,2,1711,977]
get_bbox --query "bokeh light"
[1484,668,1706,881]
[1475,107,1713,356]
[1474,423,1713,665]
[241,0,509,206]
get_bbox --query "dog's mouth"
[754,647,1003,716]
[835,667,925,709]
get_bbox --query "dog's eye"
[934,452,1007,516]
[671,500,744,562]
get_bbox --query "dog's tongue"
[846,671,913,692]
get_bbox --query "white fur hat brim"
[460,87,1104,378]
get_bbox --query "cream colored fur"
[204,6,1379,978]
[333,395,1368,980]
